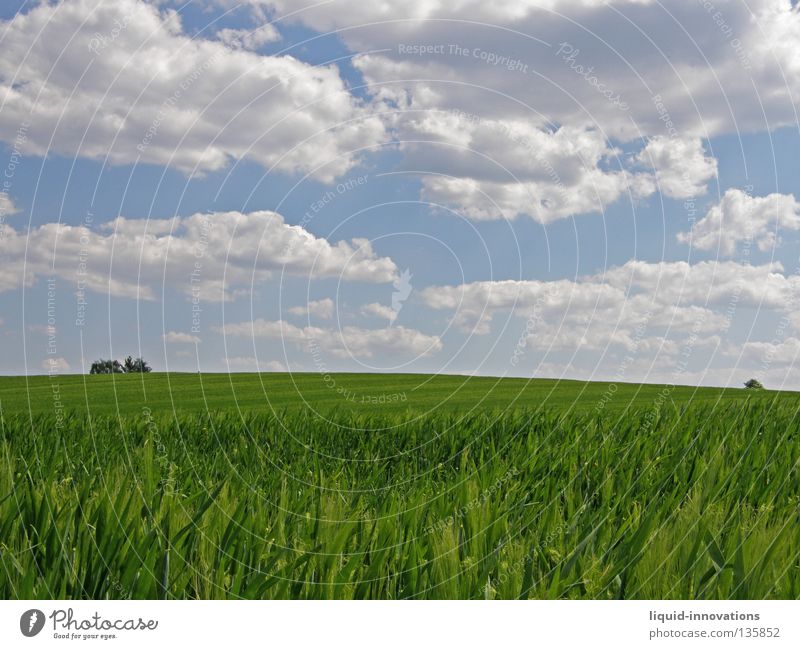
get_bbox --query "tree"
[744,378,764,390]
[90,357,151,374]
[127,357,152,373]
[90,359,125,374]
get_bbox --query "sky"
[2,0,800,388]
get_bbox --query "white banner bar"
[2,600,799,648]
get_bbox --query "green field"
[1,371,795,418]
[1,373,799,599]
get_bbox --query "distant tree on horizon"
[91,357,152,374]
[124,356,152,373]
[744,378,764,390]
[90,359,125,374]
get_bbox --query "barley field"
[1,374,798,599]
[0,371,791,417]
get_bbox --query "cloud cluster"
[223,356,286,371]
[390,111,722,222]
[288,298,335,319]
[3,0,773,225]
[253,0,797,221]
[216,318,442,359]
[285,0,800,139]
[635,137,717,200]
[0,195,18,219]
[361,302,397,322]
[421,259,800,354]
[398,114,652,222]
[0,210,397,299]
[164,331,201,343]
[6,0,800,383]
[41,357,71,372]
[0,0,384,180]
[215,25,280,50]
[679,189,800,255]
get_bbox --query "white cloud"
[717,337,800,390]
[164,330,201,343]
[224,356,286,371]
[678,189,800,255]
[0,0,384,181]
[0,210,397,299]
[421,259,800,353]
[597,259,800,313]
[215,25,280,50]
[260,1,650,33]
[361,302,397,322]
[588,259,800,375]
[42,357,70,372]
[421,277,623,336]
[327,1,800,139]
[396,114,652,222]
[215,318,442,359]
[0,194,18,218]
[734,337,800,368]
[314,324,443,359]
[4,0,791,225]
[28,323,56,335]
[263,359,288,371]
[288,298,334,319]
[247,0,800,226]
[218,319,292,339]
[635,137,717,199]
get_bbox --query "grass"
[0,374,798,599]
[0,371,795,417]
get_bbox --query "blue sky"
[2,0,800,388]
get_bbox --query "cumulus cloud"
[361,302,397,322]
[598,259,800,310]
[0,210,397,299]
[635,137,717,199]
[678,189,800,255]
[721,336,800,390]
[224,356,286,371]
[243,0,800,225]
[287,0,800,139]
[734,337,800,367]
[61,0,785,225]
[420,259,800,353]
[215,25,280,50]
[164,331,201,343]
[28,323,56,335]
[0,0,384,180]
[288,298,334,319]
[0,194,18,219]
[401,115,653,222]
[2,0,790,225]
[260,0,650,33]
[41,357,70,372]
[215,318,442,359]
